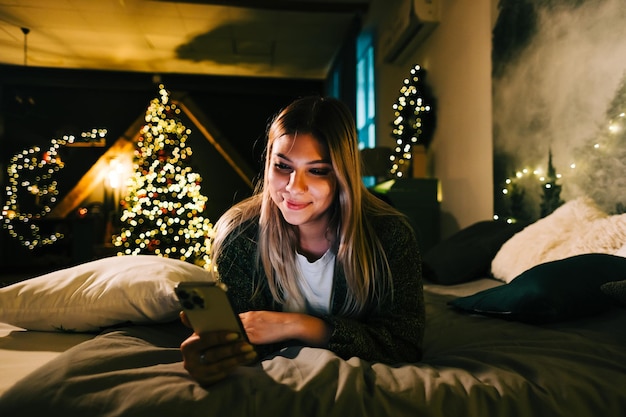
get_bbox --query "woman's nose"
[286,170,306,194]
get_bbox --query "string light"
[1,130,106,249]
[112,84,214,269]
[496,69,626,219]
[390,64,435,178]
[496,166,550,222]
[496,107,624,222]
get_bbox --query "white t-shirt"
[284,250,335,315]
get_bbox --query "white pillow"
[0,255,214,332]
[491,197,626,282]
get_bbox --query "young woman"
[180,96,425,386]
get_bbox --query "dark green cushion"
[422,220,528,285]
[601,280,626,306]
[448,254,626,323]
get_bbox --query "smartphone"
[174,281,246,338]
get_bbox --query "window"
[327,62,341,99]
[357,31,376,186]
[356,31,375,150]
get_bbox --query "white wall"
[366,0,495,238]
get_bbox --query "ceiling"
[0,0,370,80]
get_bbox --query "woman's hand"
[239,311,331,347]
[180,312,257,387]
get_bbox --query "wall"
[366,0,495,239]
[492,0,626,219]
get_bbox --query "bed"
[1,197,626,417]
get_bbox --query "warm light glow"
[107,158,125,189]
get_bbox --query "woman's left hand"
[180,311,257,386]
[239,310,331,346]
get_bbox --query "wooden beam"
[47,117,143,219]
[173,95,256,189]
[48,93,256,219]
[152,0,370,13]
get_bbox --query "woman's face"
[267,133,336,230]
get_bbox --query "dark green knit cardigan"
[216,214,425,364]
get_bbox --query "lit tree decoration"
[496,73,626,221]
[569,71,626,214]
[495,150,563,224]
[539,149,563,218]
[390,64,435,178]
[113,84,214,268]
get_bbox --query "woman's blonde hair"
[211,96,401,316]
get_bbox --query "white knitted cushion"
[491,197,626,283]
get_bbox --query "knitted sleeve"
[324,215,425,364]
[214,224,286,358]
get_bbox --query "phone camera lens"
[191,295,204,308]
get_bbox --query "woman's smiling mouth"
[285,200,310,210]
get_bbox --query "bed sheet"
[1,279,625,417]
[0,322,94,395]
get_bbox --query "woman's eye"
[274,162,292,171]
[310,168,331,176]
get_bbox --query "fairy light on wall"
[496,109,625,222]
[494,155,563,224]
[112,84,214,268]
[568,111,624,170]
[69,128,108,147]
[1,129,107,249]
[566,109,625,213]
[1,141,65,249]
[495,71,626,219]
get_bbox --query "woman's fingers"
[180,331,257,387]
[194,345,256,382]
[194,339,256,366]
[186,345,256,386]
[179,311,192,328]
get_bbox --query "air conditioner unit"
[377,0,439,64]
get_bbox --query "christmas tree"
[113,85,214,268]
[571,72,626,214]
[390,64,435,178]
[539,149,563,218]
[497,149,563,224]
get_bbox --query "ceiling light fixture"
[21,27,30,66]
